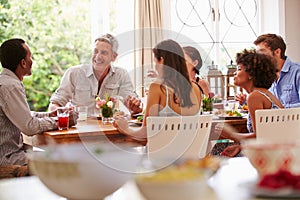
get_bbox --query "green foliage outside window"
[0,0,91,111]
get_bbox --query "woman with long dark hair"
[113,39,202,141]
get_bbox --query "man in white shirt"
[49,33,142,116]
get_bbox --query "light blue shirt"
[269,57,300,108]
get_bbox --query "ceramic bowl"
[242,139,300,176]
[28,142,144,200]
[135,156,221,200]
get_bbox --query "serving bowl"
[28,142,144,200]
[242,139,300,176]
[135,156,221,200]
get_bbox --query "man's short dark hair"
[254,34,286,59]
[0,38,26,72]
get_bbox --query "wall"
[259,0,300,61]
[284,0,300,61]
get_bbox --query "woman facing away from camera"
[183,46,210,96]
[113,39,202,141]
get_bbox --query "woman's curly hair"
[236,49,278,89]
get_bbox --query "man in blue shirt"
[236,34,300,108]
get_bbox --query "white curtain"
[134,0,169,96]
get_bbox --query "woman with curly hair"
[234,49,283,134]
[213,49,284,157]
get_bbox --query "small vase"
[102,116,114,125]
[101,107,114,125]
[202,101,213,113]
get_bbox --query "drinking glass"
[224,100,239,111]
[57,107,69,130]
[75,106,88,121]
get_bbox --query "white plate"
[128,119,143,126]
[241,181,300,198]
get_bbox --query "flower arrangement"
[95,94,116,118]
[202,92,215,112]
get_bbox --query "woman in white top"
[113,39,202,141]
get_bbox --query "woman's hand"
[220,144,241,157]
[113,116,147,142]
[147,69,158,78]
[113,116,129,134]
[235,93,247,105]
[216,123,240,142]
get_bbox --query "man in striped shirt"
[0,38,77,166]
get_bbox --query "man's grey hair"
[95,33,119,53]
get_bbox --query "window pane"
[170,0,259,73]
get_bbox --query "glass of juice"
[57,107,69,130]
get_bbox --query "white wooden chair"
[255,107,300,140]
[146,115,213,164]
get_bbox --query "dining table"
[0,157,272,200]
[30,115,247,148]
[31,117,147,147]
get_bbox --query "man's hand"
[48,102,61,112]
[127,96,143,114]
[68,110,79,127]
[147,69,158,78]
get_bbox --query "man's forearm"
[48,102,61,111]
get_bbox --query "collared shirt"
[0,68,57,166]
[50,64,134,116]
[269,57,300,108]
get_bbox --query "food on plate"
[137,115,144,122]
[258,169,300,190]
[241,104,248,111]
[137,165,205,182]
[225,110,242,117]
[136,156,221,182]
[183,156,221,173]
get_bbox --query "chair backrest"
[255,107,300,140]
[146,115,213,163]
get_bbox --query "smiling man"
[49,33,142,115]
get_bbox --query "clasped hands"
[125,96,143,115]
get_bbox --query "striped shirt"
[0,68,57,166]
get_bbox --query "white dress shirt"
[50,64,134,116]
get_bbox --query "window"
[170,0,259,98]
[91,0,135,72]
[170,0,259,73]
[91,0,283,98]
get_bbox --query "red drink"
[57,107,70,130]
[58,116,69,130]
